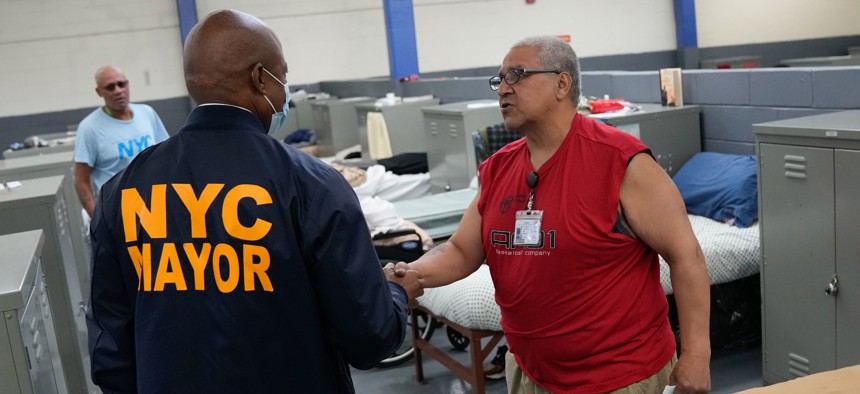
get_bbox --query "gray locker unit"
[0,176,94,394]
[0,230,61,394]
[754,110,860,385]
[32,131,77,141]
[0,152,90,306]
[422,100,502,194]
[3,145,75,160]
[356,97,440,158]
[700,55,762,69]
[295,97,335,132]
[271,96,337,141]
[778,55,860,67]
[0,151,74,183]
[590,104,702,177]
[311,96,375,157]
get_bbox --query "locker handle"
[825,275,838,296]
[784,171,806,179]
[783,163,806,171]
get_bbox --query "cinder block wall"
[579,67,860,154]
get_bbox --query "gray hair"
[512,36,581,103]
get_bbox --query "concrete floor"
[352,332,764,394]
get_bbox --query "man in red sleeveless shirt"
[402,36,711,393]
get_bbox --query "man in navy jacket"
[86,9,422,393]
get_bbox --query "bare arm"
[405,196,486,288]
[74,163,96,217]
[620,153,710,393]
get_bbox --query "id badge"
[514,210,543,246]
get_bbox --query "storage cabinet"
[422,100,502,194]
[311,96,375,157]
[355,97,440,158]
[0,154,90,306]
[0,176,95,394]
[0,230,60,394]
[590,104,701,177]
[754,110,860,385]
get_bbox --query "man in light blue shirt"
[74,65,169,216]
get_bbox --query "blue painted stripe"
[674,0,698,48]
[176,0,199,46]
[383,0,420,80]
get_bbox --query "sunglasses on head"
[102,80,128,91]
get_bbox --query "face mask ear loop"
[252,70,280,115]
[263,95,277,114]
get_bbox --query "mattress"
[661,215,760,295]
[418,214,761,331]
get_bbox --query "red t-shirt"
[477,114,675,393]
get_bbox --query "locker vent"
[788,353,810,378]
[783,155,807,179]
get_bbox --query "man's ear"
[250,63,268,95]
[556,72,572,101]
[95,87,103,98]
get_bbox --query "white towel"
[366,112,393,160]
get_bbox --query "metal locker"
[591,104,701,177]
[0,230,60,394]
[835,148,860,368]
[311,96,375,157]
[0,176,94,394]
[421,100,502,194]
[0,154,91,307]
[755,109,860,385]
[0,151,73,183]
[355,97,440,158]
[759,143,835,381]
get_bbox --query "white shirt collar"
[197,103,254,114]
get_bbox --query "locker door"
[442,119,470,192]
[424,114,450,193]
[835,149,860,368]
[760,143,835,381]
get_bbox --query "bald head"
[184,9,286,106]
[94,65,130,113]
[95,65,125,85]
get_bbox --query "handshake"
[383,262,424,309]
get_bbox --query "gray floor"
[352,332,764,393]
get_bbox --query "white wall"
[0,0,186,117]
[413,0,677,73]
[696,0,860,47]
[196,0,391,89]
[2,0,859,118]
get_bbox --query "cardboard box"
[659,68,683,107]
[737,365,860,393]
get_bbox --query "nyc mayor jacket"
[86,105,409,393]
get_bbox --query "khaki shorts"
[506,352,678,394]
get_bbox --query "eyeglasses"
[489,68,561,91]
[101,80,129,91]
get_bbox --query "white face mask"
[261,68,290,135]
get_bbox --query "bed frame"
[411,306,505,394]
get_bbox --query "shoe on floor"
[483,345,508,380]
